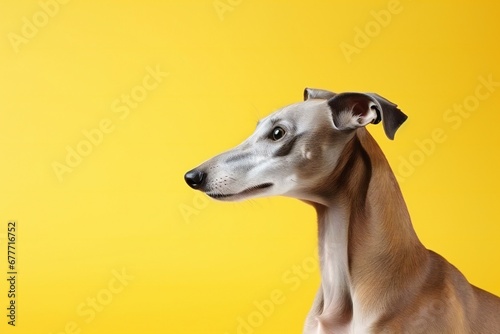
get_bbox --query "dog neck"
[310,128,429,329]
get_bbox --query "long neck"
[313,129,429,324]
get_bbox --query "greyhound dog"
[184,88,500,333]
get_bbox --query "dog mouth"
[207,183,274,200]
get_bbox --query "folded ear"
[304,88,336,101]
[327,92,408,140]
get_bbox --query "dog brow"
[256,117,284,130]
[269,118,282,126]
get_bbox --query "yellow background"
[1,1,500,333]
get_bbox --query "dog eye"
[270,127,286,141]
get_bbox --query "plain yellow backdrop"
[1,1,500,333]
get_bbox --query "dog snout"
[184,169,207,190]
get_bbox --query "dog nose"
[184,169,206,189]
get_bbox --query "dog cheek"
[296,155,317,178]
[300,145,314,160]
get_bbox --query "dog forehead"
[260,99,331,129]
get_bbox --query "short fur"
[185,88,500,333]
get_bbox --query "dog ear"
[304,88,337,101]
[327,92,408,140]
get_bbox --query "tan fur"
[305,128,500,333]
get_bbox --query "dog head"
[185,88,407,203]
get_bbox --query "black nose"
[184,169,206,189]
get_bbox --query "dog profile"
[185,88,500,333]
